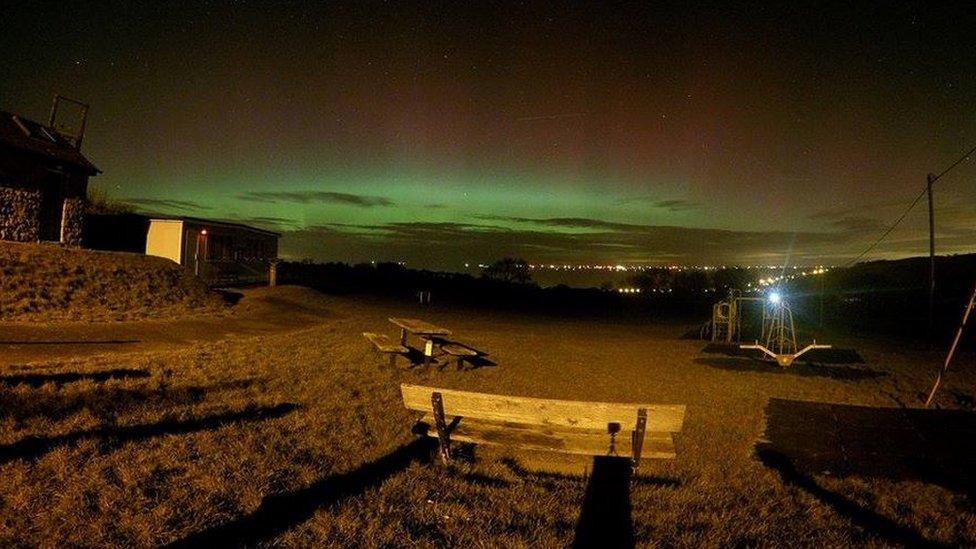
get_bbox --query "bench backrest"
[401,384,684,432]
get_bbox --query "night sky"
[3,2,975,268]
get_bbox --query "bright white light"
[768,291,782,304]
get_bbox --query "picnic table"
[388,318,454,368]
[388,317,451,345]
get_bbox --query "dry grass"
[0,288,973,546]
[0,242,225,321]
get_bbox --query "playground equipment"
[708,290,765,343]
[924,280,976,406]
[739,292,831,367]
[739,341,832,367]
[761,292,796,354]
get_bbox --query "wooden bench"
[401,384,685,472]
[362,332,409,367]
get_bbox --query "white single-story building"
[146,216,278,283]
[84,214,279,284]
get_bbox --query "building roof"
[148,215,281,237]
[0,111,100,174]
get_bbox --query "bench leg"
[400,328,408,346]
[631,408,647,470]
[431,391,452,463]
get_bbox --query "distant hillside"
[832,254,976,294]
[0,242,226,321]
[783,253,976,340]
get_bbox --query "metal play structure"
[707,289,832,368]
[739,293,831,367]
[924,280,976,406]
[740,341,832,367]
[708,290,765,343]
[760,292,797,354]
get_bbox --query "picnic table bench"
[367,318,489,369]
[389,317,475,368]
[362,332,409,367]
[422,336,484,369]
[401,384,685,472]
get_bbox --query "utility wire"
[841,187,926,267]
[932,142,976,183]
[841,142,976,267]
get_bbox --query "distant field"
[0,288,973,546]
[0,242,225,321]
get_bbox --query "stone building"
[0,110,99,245]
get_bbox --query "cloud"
[477,215,636,231]
[807,199,909,223]
[515,112,588,122]
[826,216,885,232]
[275,202,961,268]
[237,191,394,207]
[807,203,896,233]
[234,215,299,229]
[617,197,701,211]
[277,218,862,268]
[123,198,212,211]
[651,199,700,212]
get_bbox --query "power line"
[932,142,976,183]
[842,188,926,267]
[841,142,976,267]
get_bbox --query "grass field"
[1,286,974,547]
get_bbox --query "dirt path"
[0,286,336,367]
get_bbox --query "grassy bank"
[0,242,225,322]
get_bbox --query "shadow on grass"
[461,355,497,370]
[499,455,677,548]
[761,398,976,496]
[167,438,434,548]
[0,368,150,386]
[679,324,709,340]
[758,398,976,547]
[694,357,885,381]
[758,449,949,548]
[400,348,498,370]
[0,403,297,465]
[403,347,427,367]
[0,339,141,346]
[573,456,634,548]
[457,470,512,488]
[0,378,262,422]
[214,289,245,305]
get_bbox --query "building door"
[182,226,209,279]
[37,172,65,241]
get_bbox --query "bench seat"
[363,332,409,366]
[440,343,480,357]
[414,414,676,459]
[420,337,484,369]
[402,384,685,470]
